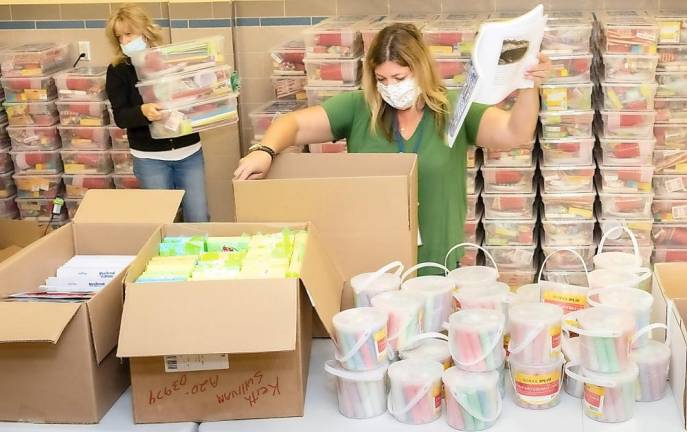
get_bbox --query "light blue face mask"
[120,36,147,57]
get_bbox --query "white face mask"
[377,77,421,110]
[120,35,147,57]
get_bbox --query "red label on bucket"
[584,384,605,417]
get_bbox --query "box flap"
[86,273,125,364]
[0,219,43,249]
[655,263,687,300]
[0,302,80,343]
[0,245,22,263]
[118,279,298,358]
[266,153,417,179]
[73,190,184,224]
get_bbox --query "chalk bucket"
[351,261,404,307]
[631,323,671,402]
[370,290,424,356]
[565,362,639,423]
[453,282,513,317]
[508,303,563,365]
[594,225,652,292]
[387,359,444,424]
[538,248,590,313]
[448,309,505,372]
[562,307,635,374]
[515,283,541,304]
[332,307,389,371]
[401,262,455,333]
[562,337,583,398]
[443,367,502,431]
[445,243,499,291]
[399,332,452,370]
[510,354,564,410]
[324,360,388,419]
[587,287,653,346]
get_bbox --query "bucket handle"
[631,323,670,349]
[538,247,590,285]
[507,321,546,355]
[564,362,617,388]
[444,242,499,275]
[355,261,405,294]
[510,355,565,396]
[598,225,640,259]
[561,310,625,338]
[450,385,503,423]
[450,316,506,368]
[387,381,433,417]
[401,332,449,351]
[334,328,374,364]
[402,262,449,282]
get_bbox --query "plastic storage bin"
[598,218,653,246]
[305,85,359,106]
[654,123,687,149]
[270,39,306,75]
[598,165,654,193]
[600,110,656,139]
[542,270,589,287]
[540,82,593,111]
[0,147,12,173]
[653,223,687,248]
[0,195,19,219]
[60,150,112,175]
[654,149,687,174]
[652,198,687,222]
[600,82,657,111]
[271,75,307,101]
[149,93,239,139]
[422,18,478,58]
[466,189,481,221]
[129,36,225,80]
[540,165,595,193]
[4,101,58,127]
[656,72,687,98]
[16,197,65,220]
[654,248,687,263]
[654,174,687,197]
[482,164,536,194]
[463,217,480,244]
[602,54,659,82]
[484,245,537,270]
[540,137,594,166]
[113,173,140,189]
[10,149,61,174]
[466,146,478,169]
[0,76,56,102]
[249,100,307,139]
[110,150,133,174]
[0,43,70,77]
[0,172,15,198]
[541,218,596,246]
[598,188,653,219]
[483,218,537,246]
[136,65,234,107]
[599,137,655,166]
[304,58,361,86]
[483,146,533,167]
[482,189,536,220]
[434,58,470,87]
[541,191,595,219]
[53,67,107,101]
[541,243,596,271]
[303,19,364,59]
[542,18,593,54]
[657,45,687,72]
[466,166,479,194]
[55,101,109,127]
[539,110,594,140]
[108,126,129,150]
[13,173,61,198]
[57,125,110,150]
[7,125,60,151]
[603,17,658,55]
[655,98,687,123]
[308,140,347,153]
[546,54,592,83]
[62,174,113,198]
[656,12,687,44]
[499,264,538,290]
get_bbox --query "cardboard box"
[0,219,43,262]
[233,153,418,309]
[117,222,343,423]
[653,263,687,340]
[0,189,183,423]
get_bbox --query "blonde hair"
[106,4,163,65]
[363,23,449,141]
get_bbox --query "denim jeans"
[132,149,209,222]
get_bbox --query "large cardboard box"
[233,153,418,309]
[117,222,343,423]
[0,219,43,262]
[0,189,183,423]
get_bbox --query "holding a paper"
[235,9,551,274]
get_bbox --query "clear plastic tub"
[540,165,595,193]
[13,173,61,198]
[483,245,537,270]
[305,85,359,106]
[602,54,659,82]
[653,148,687,174]
[654,174,687,197]
[499,264,537,290]
[9,149,62,174]
[483,218,537,246]
[0,171,15,198]
[136,65,234,107]
[598,188,653,219]
[604,17,658,55]
[60,150,112,175]
[463,217,480,243]
[600,110,656,139]
[652,198,687,222]
[598,165,654,193]
[62,174,114,198]
[546,54,592,83]
[16,197,65,220]
[0,76,56,102]
[599,137,655,166]
[483,146,533,167]
[540,192,596,220]
[55,101,109,127]
[113,173,140,189]
[655,98,687,123]
[654,123,687,149]
[539,110,594,140]
[542,18,593,54]
[108,126,129,150]
[249,99,307,139]
[361,20,387,54]
[657,45,687,72]
[0,147,12,173]
[109,150,133,174]
[129,36,225,80]
[542,270,589,287]
[0,195,18,218]
[482,163,536,194]
[656,12,687,45]
[64,198,81,219]
[466,146,479,169]
[434,58,470,87]
[149,93,239,139]
[541,218,596,246]
[540,82,593,111]
[304,58,361,86]
[0,43,70,77]
[540,137,594,166]
[459,245,479,267]
[308,140,347,153]
[53,66,107,101]
[482,190,536,220]
[422,19,478,58]
[654,248,687,263]
[541,243,596,271]
[656,71,687,98]
[271,75,307,101]
[4,100,58,127]
[652,223,687,248]
[600,82,657,111]
[466,190,481,221]
[466,166,479,194]
[270,39,306,75]
[8,125,60,151]
[304,19,363,59]
[57,125,110,150]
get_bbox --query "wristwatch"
[248,144,277,160]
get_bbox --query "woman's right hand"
[233,150,273,180]
[141,103,162,121]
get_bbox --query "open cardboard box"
[0,189,183,423]
[233,153,418,310]
[117,222,343,423]
[0,219,44,262]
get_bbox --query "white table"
[0,389,198,432]
[200,340,684,432]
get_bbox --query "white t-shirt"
[130,143,202,161]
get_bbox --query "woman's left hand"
[524,53,552,88]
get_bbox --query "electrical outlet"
[78,41,91,62]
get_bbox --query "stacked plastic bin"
[249,99,307,153]
[270,38,307,102]
[361,14,433,55]
[0,110,14,220]
[129,36,238,140]
[595,13,658,266]
[537,12,597,285]
[652,11,687,263]
[1,43,70,224]
[105,102,139,191]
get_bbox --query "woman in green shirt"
[235,23,550,274]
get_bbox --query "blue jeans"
[132,150,209,222]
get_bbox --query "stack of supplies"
[270,38,307,102]
[249,99,307,153]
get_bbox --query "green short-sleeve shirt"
[323,91,489,274]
